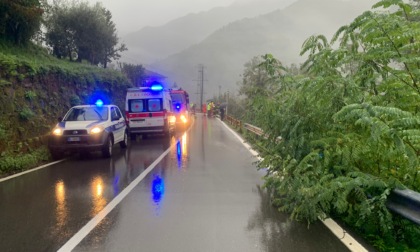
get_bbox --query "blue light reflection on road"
[176,141,182,169]
[113,175,120,196]
[151,175,165,216]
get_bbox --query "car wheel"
[130,133,136,141]
[79,151,90,159]
[120,131,128,148]
[163,129,169,137]
[164,127,173,139]
[163,121,171,136]
[102,136,113,158]
[50,150,63,160]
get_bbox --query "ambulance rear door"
[126,89,166,133]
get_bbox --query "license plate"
[67,137,80,142]
[131,120,145,125]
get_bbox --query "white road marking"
[57,145,174,252]
[220,118,368,252]
[0,160,65,183]
[58,118,197,251]
[220,119,262,161]
[322,218,368,252]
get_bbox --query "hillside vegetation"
[230,1,420,251]
[0,40,131,176]
[0,0,134,176]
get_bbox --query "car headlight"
[169,116,176,124]
[90,126,104,134]
[52,127,63,136]
[180,114,187,123]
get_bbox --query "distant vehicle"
[170,88,191,129]
[48,101,128,159]
[125,83,176,139]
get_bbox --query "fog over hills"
[121,0,296,63]
[145,0,377,103]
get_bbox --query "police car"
[48,100,128,159]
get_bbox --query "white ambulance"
[125,83,176,139]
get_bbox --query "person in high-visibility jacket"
[207,102,212,117]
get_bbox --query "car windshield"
[63,107,108,121]
[170,93,184,103]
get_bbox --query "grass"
[0,39,132,177]
[0,147,50,178]
[0,39,128,87]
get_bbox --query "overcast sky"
[97,0,241,35]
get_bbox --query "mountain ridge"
[121,0,296,63]
[147,0,376,102]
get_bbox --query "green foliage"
[0,123,8,141]
[19,107,35,121]
[69,94,81,106]
[119,63,145,86]
[44,1,127,67]
[0,147,49,174]
[0,41,130,87]
[0,79,11,86]
[24,90,37,101]
[0,0,45,45]
[0,39,131,173]
[237,1,420,251]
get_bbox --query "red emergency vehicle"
[170,88,191,129]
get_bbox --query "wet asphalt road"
[0,114,350,252]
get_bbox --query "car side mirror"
[58,117,63,122]
[112,115,120,121]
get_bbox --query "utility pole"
[200,65,204,110]
[195,64,206,112]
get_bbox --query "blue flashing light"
[150,84,163,91]
[95,99,104,107]
[176,103,181,110]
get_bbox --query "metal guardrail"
[243,122,282,142]
[386,189,420,225]
[243,123,264,136]
[226,115,242,128]
[226,115,420,225]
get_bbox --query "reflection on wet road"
[74,115,349,252]
[0,135,172,251]
[151,175,165,216]
[0,114,350,252]
[54,180,67,234]
[90,176,106,217]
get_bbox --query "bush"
[24,90,37,101]
[19,107,35,121]
[70,94,81,106]
[0,147,49,174]
[0,123,8,141]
